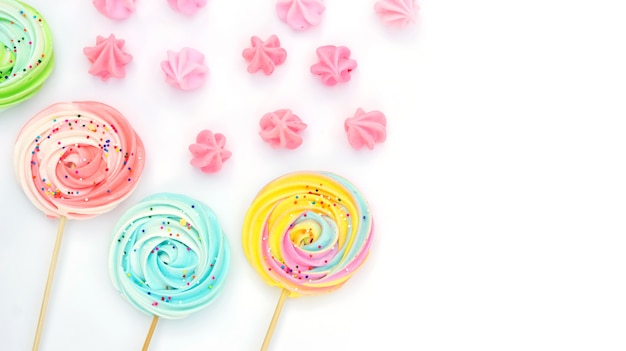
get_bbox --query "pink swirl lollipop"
[14,101,145,350]
[15,101,145,219]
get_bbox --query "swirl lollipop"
[242,171,374,350]
[110,193,230,350]
[13,101,145,350]
[0,0,55,110]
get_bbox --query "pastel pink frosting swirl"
[276,0,325,31]
[93,0,136,20]
[14,101,145,219]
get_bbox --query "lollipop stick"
[32,215,67,351]
[142,315,159,351]
[261,288,289,351]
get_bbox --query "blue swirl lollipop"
[109,192,230,348]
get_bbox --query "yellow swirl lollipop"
[242,171,374,350]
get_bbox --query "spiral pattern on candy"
[109,193,230,319]
[13,101,145,219]
[242,171,373,297]
[0,0,54,109]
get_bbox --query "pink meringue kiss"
[310,45,357,86]
[83,34,133,81]
[344,108,387,150]
[276,0,325,31]
[374,0,419,28]
[242,35,287,75]
[259,109,307,149]
[167,0,208,16]
[93,0,136,20]
[161,47,209,91]
[189,130,232,174]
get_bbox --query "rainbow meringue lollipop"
[0,0,55,110]
[14,101,145,350]
[110,192,230,350]
[242,171,373,350]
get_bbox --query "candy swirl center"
[56,145,107,189]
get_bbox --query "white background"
[1,0,625,350]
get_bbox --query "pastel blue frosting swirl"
[109,192,230,319]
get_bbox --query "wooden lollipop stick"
[261,288,289,351]
[32,215,67,351]
[142,315,159,351]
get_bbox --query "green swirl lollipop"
[0,0,54,109]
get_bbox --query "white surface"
[1,0,625,350]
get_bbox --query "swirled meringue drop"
[110,193,230,319]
